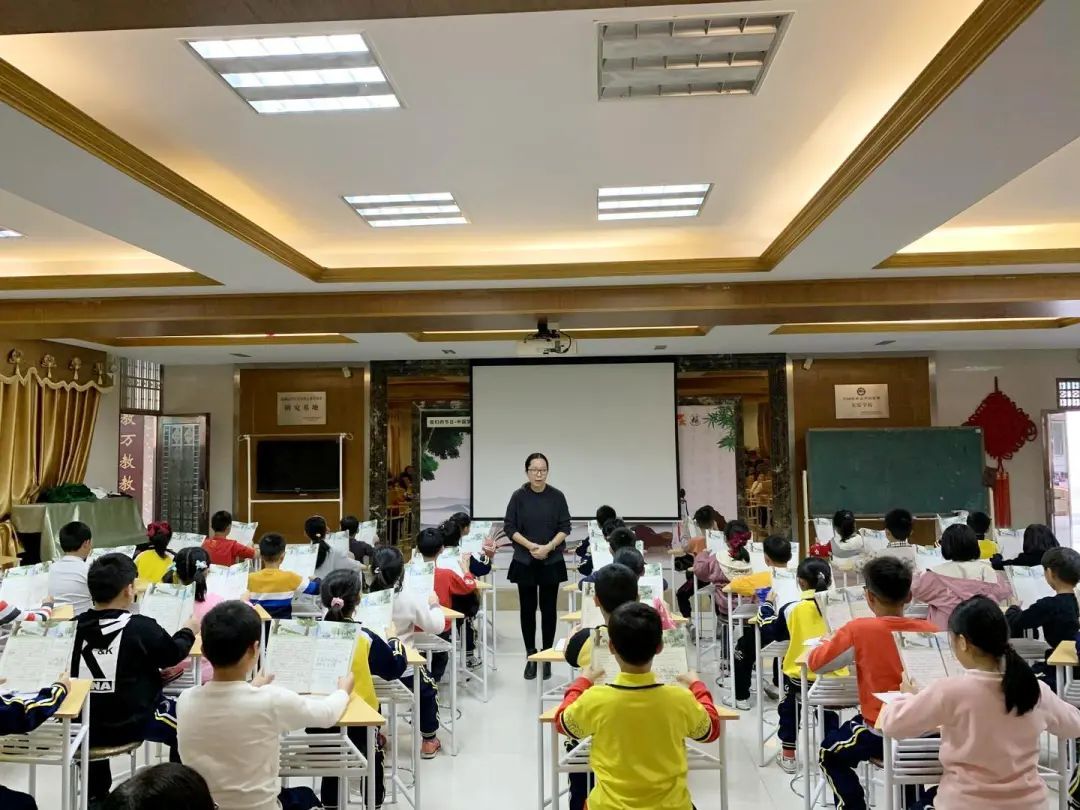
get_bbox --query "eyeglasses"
[528,468,549,474]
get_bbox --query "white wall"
[163,365,236,514]
[84,384,119,490]
[934,349,1079,529]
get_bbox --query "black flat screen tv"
[256,439,340,494]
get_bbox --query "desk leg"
[754,625,764,767]
[481,590,490,702]
[1059,729,1068,810]
[801,665,811,810]
[61,715,71,810]
[693,581,702,667]
[549,718,560,810]
[882,735,894,810]
[413,672,422,810]
[727,595,736,689]
[670,552,677,613]
[719,723,729,810]
[491,576,499,663]
[388,700,398,807]
[537,669,545,810]
[80,699,90,810]
[450,621,459,756]
[366,725,376,810]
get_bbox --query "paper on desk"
[0,563,51,612]
[206,562,250,600]
[356,589,394,639]
[89,546,137,563]
[140,583,195,635]
[404,561,436,595]
[0,619,76,694]
[281,544,318,579]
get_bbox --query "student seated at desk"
[370,546,446,759]
[577,526,637,590]
[990,523,1060,571]
[0,595,52,626]
[882,508,918,566]
[306,515,364,582]
[202,511,255,567]
[312,570,408,805]
[340,514,376,568]
[441,514,497,668]
[177,601,352,810]
[879,595,1080,810]
[577,505,618,577]
[72,553,199,802]
[675,505,725,618]
[809,557,937,810]
[911,524,1013,629]
[49,520,93,616]
[966,510,997,559]
[555,602,722,810]
[691,519,753,616]
[612,547,675,628]
[134,521,174,584]
[0,671,70,810]
[1006,547,1080,691]
[416,527,476,683]
[161,547,227,684]
[830,509,864,560]
[103,762,215,810]
[246,533,320,619]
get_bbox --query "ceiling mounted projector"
[516,320,577,357]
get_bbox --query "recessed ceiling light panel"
[187,34,400,114]
[344,193,467,228]
[598,14,791,101]
[0,226,24,239]
[596,184,712,222]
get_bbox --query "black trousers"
[309,724,383,808]
[518,582,559,653]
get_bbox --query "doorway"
[1045,410,1080,548]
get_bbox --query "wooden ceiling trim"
[0,271,220,291]
[875,246,1080,269]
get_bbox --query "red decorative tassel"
[993,464,1011,528]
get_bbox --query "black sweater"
[1006,592,1080,653]
[503,484,572,567]
[991,550,1046,571]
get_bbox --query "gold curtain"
[0,369,107,557]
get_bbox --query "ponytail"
[174,547,210,602]
[146,521,173,560]
[949,595,1041,716]
[797,557,832,592]
[369,547,405,594]
[440,519,462,547]
[832,510,856,541]
[305,515,330,568]
[320,569,362,622]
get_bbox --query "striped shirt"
[247,568,318,619]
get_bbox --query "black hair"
[1042,547,1080,587]
[448,512,471,536]
[102,763,216,810]
[173,547,211,602]
[862,556,913,604]
[305,515,330,568]
[832,510,857,541]
[797,557,831,592]
[258,533,287,560]
[210,510,232,533]
[612,547,645,576]
[593,563,639,613]
[607,602,661,666]
[147,525,172,559]
[1023,524,1059,556]
[692,505,717,533]
[601,518,625,539]
[341,515,360,537]
[595,505,617,528]
[762,534,792,565]
[201,601,262,668]
[59,521,92,553]
[607,527,637,552]
[321,569,362,622]
[416,527,444,558]
[525,452,549,471]
[87,553,138,604]
[884,509,914,542]
[369,546,406,593]
[724,519,752,563]
[949,595,1040,715]
[439,519,463,547]
[940,524,980,562]
[966,511,992,540]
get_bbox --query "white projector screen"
[471,361,679,520]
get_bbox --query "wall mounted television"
[256,439,340,493]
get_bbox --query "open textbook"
[140,583,195,635]
[326,530,350,556]
[168,532,205,552]
[436,548,466,577]
[265,619,361,694]
[1008,565,1053,610]
[228,521,258,546]
[591,625,689,684]
[815,587,874,633]
[89,546,137,563]
[705,530,727,557]
[206,562,250,600]
[282,544,319,579]
[0,563,50,612]
[356,590,394,639]
[770,568,802,608]
[462,520,493,556]
[580,582,605,629]
[0,620,76,693]
[640,563,664,598]
[591,544,613,569]
[404,561,436,595]
[894,631,962,690]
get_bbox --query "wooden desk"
[253,604,271,621]
[56,678,91,720]
[1049,640,1077,667]
[442,606,465,621]
[474,580,492,591]
[51,604,74,621]
[529,648,569,664]
[405,646,426,667]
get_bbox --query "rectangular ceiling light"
[0,226,24,238]
[187,34,400,114]
[772,318,1079,335]
[597,184,711,222]
[598,14,790,101]
[344,192,467,228]
[412,326,707,341]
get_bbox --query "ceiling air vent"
[598,14,790,101]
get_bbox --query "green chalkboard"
[806,427,988,517]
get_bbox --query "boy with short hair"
[882,508,918,565]
[341,514,375,567]
[202,510,255,567]
[967,510,997,558]
[728,533,792,596]
[555,602,721,810]
[577,527,639,591]
[177,601,353,810]
[72,553,199,801]
[246,533,320,619]
[808,557,937,810]
[565,563,639,669]
[49,520,94,615]
[416,527,476,682]
[577,505,618,576]
[1008,546,1080,690]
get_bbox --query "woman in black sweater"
[503,452,571,680]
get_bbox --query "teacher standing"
[503,452,571,680]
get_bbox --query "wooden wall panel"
[236,367,365,541]
[792,357,934,544]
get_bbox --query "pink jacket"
[692,551,751,613]
[910,570,1013,629]
[879,671,1080,810]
